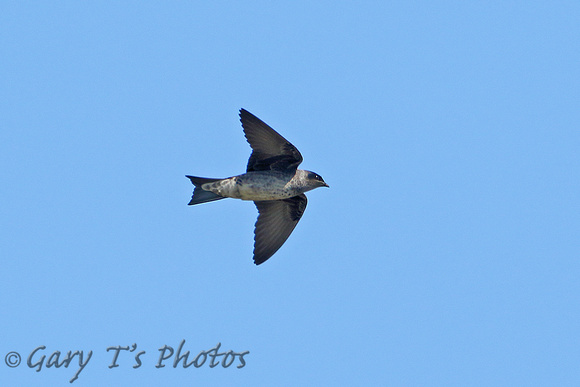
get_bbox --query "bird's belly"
[204,173,298,201]
[237,182,294,200]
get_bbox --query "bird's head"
[306,171,329,188]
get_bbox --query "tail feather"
[186,175,226,205]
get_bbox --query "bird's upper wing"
[240,109,303,172]
[252,194,307,265]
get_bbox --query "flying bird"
[186,109,328,265]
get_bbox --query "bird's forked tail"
[186,176,226,205]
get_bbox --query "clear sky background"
[1,2,579,386]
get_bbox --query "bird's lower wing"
[253,194,307,265]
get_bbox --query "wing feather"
[252,194,307,265]
[240,109,303,172]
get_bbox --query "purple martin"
[186,109,328,265]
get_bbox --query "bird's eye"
[308,172,324,182]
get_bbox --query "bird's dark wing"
[252,194,307,265]
[240,109,303,172]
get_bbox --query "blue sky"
[1,2,579,386]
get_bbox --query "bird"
[186,108,328,265]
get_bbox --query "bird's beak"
[323,182,329,188]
